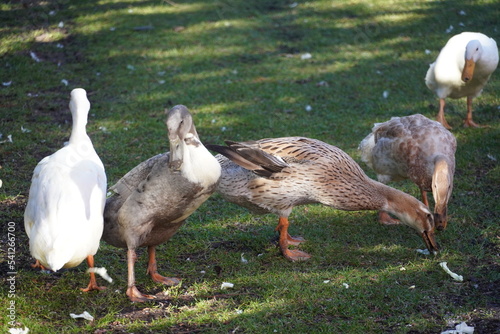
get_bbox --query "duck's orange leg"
[81,255,106,292]
[275,217,311,261]
[463,97,485,128]
[436,98,452,129]
[126,248,155,302]
[276,216,306,246]
[146,246,181,286]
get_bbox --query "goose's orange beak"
[461,59,475,82]
[422,230,439,254]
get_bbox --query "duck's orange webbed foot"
[148,271,181,286]
[31,260,48,270]
[283,249,312,262]
[276,217,311,261]
[81,273,106,292]
[286,233,306,246]
[437,117,452,130]
[463,119,487,128]
[81,255,106,292]
[146,246,181,286]
[126,285,156,303]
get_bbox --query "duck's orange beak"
[461,59,475,82]
[422,230,439,254]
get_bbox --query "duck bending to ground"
[102,105,221,302]
[24,88,107,291]
[425,32,498,129]
[359,114,456,231]
[206,137,438,261]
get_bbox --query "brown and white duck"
[206,137,438,262]
[102,105,221,302]
[359,114,456,231]
[425,32,498,129]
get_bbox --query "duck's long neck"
[67,112,95,160]
[377,182,428,232]
[432,155,454,214]
[177,135,221,188]
[69,108,89,139]
[323,176,390,212]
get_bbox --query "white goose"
[24,88,107,291]
[425,32,498,129]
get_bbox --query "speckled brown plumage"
[359,114,456,230]
[207,136,438,261]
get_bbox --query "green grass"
[1,0,499,333]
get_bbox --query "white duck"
[24,88,107,291]
[425,32,498,129]
[359,114,456,231]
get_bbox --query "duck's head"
[69,88,90,128]
[432,157,454,231]
[420,215,439,255]
[165,105,200,171]
[412,203,439,254]
[462,40,483,82]
[391,195,439,254]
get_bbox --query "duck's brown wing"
[206,141,288,178]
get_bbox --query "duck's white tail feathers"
[358,132,376,170]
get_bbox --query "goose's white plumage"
[425,32,498,128]
[24,88,107,291]
[359,114,456,231]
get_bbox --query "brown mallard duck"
[359,114,456,231]
[206,137,438,261]
[102,105,221,302]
